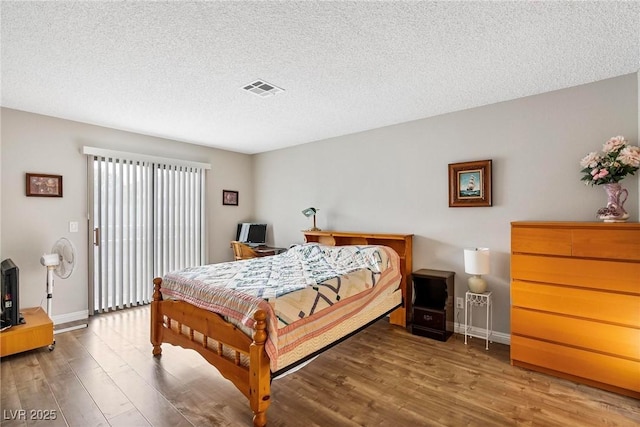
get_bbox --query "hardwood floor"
[1,305,638,426]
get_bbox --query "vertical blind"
[93,157,153,312]
[88,149,208,313]
[154,164,206,275]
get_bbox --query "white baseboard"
[48,312,510,342]
[51,310,89,326]
[55,324,88,334]
[454,322,510,345]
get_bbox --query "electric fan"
[40,238,76,348]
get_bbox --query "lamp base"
[305,227,321,231]
[468,276,487,293]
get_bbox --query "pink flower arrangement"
[580,136,640,185]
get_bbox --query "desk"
[254,246,287,256]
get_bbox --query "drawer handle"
[424,315,432,321]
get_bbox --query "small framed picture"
[26,173,63,197]
[222,190,238,206]
[448,160,492,207]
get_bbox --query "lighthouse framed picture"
[448,159,492,207]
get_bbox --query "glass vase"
[597,183,629,222]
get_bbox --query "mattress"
[160,244,402,371]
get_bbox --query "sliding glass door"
[88,152,207,313]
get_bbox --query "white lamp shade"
[464,248,490,275]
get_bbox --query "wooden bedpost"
[249,310,270,427]
[151,277,163,356]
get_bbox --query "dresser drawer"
[413,307,444,330]
[511,280,640,327]
[512,307,640,359]
[511,335,640,393]
[572,229,640,261]
[512,226,572,256]
[511,224,640,261]
[511,254,640,294]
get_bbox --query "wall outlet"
[456,297,464,309]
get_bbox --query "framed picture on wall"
[26,173,63,197]
[222,190,238,206]
[448,160,492,207]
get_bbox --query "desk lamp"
[302,207,321,231]
[464,247,490,293]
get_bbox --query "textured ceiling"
[2,1,639,154]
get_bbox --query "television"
[1,258,21,329]
[236,223,267,246]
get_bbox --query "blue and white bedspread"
[160,243,401,371]
[162,243,384,302]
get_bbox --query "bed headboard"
[302,230,413,328]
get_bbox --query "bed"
[151,231,413,426]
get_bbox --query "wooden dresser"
[302,230,413,328]
[510,221,640,398]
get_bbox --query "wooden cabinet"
[303,230,413,327]
[0,307,54,357]
[511,221,640,398]
[411,269,454,341]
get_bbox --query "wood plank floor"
[1,305,638,426]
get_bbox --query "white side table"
[464,291,493,350]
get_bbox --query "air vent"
[242,80,284,97]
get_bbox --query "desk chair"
[231,241,258,260]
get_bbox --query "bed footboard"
[151,278,271,426]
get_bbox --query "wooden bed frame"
[151,231,413,426]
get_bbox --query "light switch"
[69,221,79,233]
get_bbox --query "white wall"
[1,108,254,323]
[2,74,637,334]
[253,73,639,339]
[0,119,3,260]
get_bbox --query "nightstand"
[410,269,454,341]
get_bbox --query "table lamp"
[464,247,490,293]
[302,207,321,231]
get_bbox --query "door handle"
[94,228,100,246]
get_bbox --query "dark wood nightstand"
[411,269,455,341]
